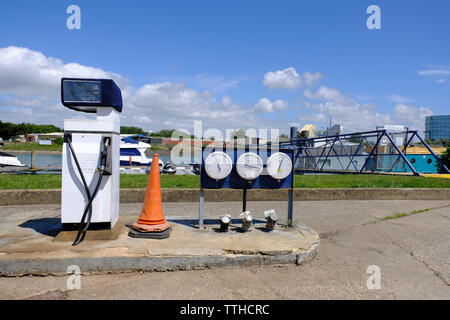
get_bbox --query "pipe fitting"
[219,214,231,232]
[240,211,253,231]
[264,209,278,230]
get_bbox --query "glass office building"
[425,115,450,141]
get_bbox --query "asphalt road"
[0,199,449,300]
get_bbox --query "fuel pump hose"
[66,135,110,246]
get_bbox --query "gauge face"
[236,152,264,180]
[266,152,293,180]
[204,151,233,180]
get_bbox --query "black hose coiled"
[66,136,109,246]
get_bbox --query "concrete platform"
[0,214,319,276]
[54,222,125,242]
[2,200,449,299]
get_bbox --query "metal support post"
[288,188,293,227]
[199,188,204,230]
[415,133,450,174]
[384,133,419,175]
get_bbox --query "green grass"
[0,174,62,190]
[380,208,435,221]
[0,174,449,190]
[121,174,200,189]
[294,174,450,189]
[2,142,62,152]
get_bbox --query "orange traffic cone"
[129,154,171,239]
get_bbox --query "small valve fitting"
[219,214,231,232]
[264,209,278,231]
[240,211,253,231]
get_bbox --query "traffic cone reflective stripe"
[132,154,171,233]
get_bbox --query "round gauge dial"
[266,152,293,180]
[236,152,264,180]
[204,151,233,180]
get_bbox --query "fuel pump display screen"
[61,78,123,113]
[63,80,102,103]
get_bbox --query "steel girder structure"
[278,130,449,175]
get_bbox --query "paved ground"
[0,200,449,299]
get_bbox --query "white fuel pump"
[60,78,122,245]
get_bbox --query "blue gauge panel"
[200,147,294,189]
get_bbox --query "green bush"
[54,137,64,145]
[437,147,450,173]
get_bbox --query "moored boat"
[120,137,163,172]
[0,151,26,167]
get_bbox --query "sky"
[0,0,449,137]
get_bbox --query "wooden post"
[31,151,36,169]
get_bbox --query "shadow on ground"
[19,218,61,237]
[165,218,266,229]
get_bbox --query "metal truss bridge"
[278,129,449,176]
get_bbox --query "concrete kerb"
[0,244,320,276]
[1,188,449,206]
[0,223,320,276]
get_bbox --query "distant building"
[425,115,450,141]
[27,132,63,143]
[376,125,408,133]
[326,124,343,136]
[299,124,316,138]
[375,125,408,151]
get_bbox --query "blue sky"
[1,0,449,135]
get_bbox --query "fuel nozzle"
[264,209,278,231]
[99,137,112,175]
[240,211,253,232]
[219,214,231,232]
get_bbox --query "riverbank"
[5,150,62,155]
[2,142,63,152]
[1,174,449,190]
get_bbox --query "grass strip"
[379,205,450,221]
[2,142,63,152]
[0,174,449,190]
[381,208,431,221]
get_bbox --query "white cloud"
[0,46,437,135]
[302,71,323,87]
[251,98,288,113]
[127,82,265,130]
[288,122,301,128]
[263,67,301,90]
[0,46,126,97]
[304,86,345,101]
[391,104,433,131]
[298,113,328,123]
[388,94,414,104]
[418,65,450,84]
[263,67,323,90]
[418,66,450,76]
[0,46,278,132]
[302,87,390,131]
[301,86,432,132]
[191,74,244,93]
[0,46,128,125]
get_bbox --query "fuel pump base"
[54,221,124,242]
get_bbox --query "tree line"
[0,121,62,140]
[424,139,450,147]
[120,127,199,139]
